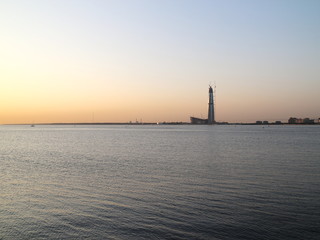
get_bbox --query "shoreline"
[2,122,319,126]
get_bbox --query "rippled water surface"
[0,124,320,239]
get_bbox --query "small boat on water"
[31,124,35,127]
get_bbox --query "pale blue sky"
[1,0,319,123]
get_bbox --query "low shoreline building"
[288,117,315,124]
[190,117,208,124]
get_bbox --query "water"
[0,124,319,240]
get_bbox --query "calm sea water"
[0,124,319,240]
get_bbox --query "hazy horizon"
[1,0,319,124]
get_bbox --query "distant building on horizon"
[190,116,207,124]
[207,86,215,124]
[288,117,315,124]
[190,86,216,124]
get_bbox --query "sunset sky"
[1,0,319,124]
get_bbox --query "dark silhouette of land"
[8,119,319,126]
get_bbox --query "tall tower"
[208,85,215,124]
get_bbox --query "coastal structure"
[190,86,215,124]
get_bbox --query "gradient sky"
[1,0,319,124]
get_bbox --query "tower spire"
[208,85,215,124]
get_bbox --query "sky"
[1,0,319,124]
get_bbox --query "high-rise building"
[190,85,216,124]
[207,86,215,124]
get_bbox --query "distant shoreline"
[3,122,319,126]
